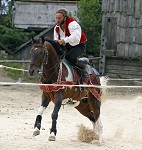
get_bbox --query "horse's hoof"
[33,127,40,136]
[48,133,56,141]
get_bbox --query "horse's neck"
[42,41,66,83]
[43,64,59,83]
[42,53,60,83]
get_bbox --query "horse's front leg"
[33,93,50,136]
[48,90,63,141]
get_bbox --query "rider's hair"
[56,9,68,17]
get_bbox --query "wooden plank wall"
[101,0,142,59]
[105,57,142,78]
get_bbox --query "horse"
[29,37,103,144]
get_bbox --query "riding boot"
[75,60,89,78]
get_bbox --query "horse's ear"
[32,36,35,43]
[41,36,45,44]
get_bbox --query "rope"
[0,65,29,72]
[1,64,142,81]
[0,82,142,88]
[108,78,142,81]
[0,64,142,86]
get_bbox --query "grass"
[3,62,23,79]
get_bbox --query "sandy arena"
[0,70,142,150]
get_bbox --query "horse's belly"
[63,87,87,101]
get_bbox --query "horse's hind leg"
[33,93,50,136]
[75,96,102,144]
[75,99,96,122]
[88,92,103,144]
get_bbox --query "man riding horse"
[54,9,88,77]
[29,9,104,142]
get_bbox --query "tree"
[0,0,15,27]
[0,1,35,53]
[0,25,35,52]
[77,0,102,56]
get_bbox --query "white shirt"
[54,21,82,46]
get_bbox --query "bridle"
[30,44,48,68]
[30,43,61,83]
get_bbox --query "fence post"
[99,37,106,75]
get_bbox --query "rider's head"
[55,9,68,25]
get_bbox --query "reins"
[41,60,61,83]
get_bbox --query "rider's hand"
[58,39,65,45]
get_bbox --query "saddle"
[63,57,100,86]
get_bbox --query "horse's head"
[29,37,48,76]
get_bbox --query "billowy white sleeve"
[64,21,81,46]
[54,27,58,40]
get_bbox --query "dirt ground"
[0,68,142,150]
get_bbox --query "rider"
[54,8,88,76]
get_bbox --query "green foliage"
[0,0,13,27]
[0,25,35,53]
[77,0,102,56]
[0,1,35,53]
[3,62,23,79]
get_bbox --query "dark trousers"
[63,43,86,65]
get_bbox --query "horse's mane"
[45,39,64,58]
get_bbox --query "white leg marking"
[91,121,97,132]
[96,117,103,144]
[37,106,46,116]
[48,132,56,141]
[92,117,103,144]
[33,106,45,136]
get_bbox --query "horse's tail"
[99,76,108,101]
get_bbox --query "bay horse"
[29,37,103,144]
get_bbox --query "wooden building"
[13,26,54,59]
[14,0,77,29]
[100,0,142,78]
